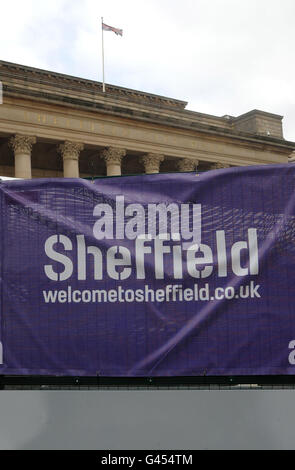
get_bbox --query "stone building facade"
[0,60,294,179]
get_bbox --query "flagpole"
[101,17,105,93]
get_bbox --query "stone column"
[177,158,199,172]
[101,147,126,176]
[9,134,36,179]
[141,153,164,174]
[211,162,230,169]
[58,141,84,178]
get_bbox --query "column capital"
[177,158,199,172]
[101,147,126,165]
[9,134,36,155]
[142,153,164,174]
[58,141,84,161]
[211,162,230,169]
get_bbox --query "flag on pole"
[101,18,123,93]
[102,22,123,36]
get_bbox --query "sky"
[0,0,294,141]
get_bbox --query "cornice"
[4,86,294,153]
[0,60,187,111]
[1,61,294,152]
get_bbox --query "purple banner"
[0,164,295,377]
